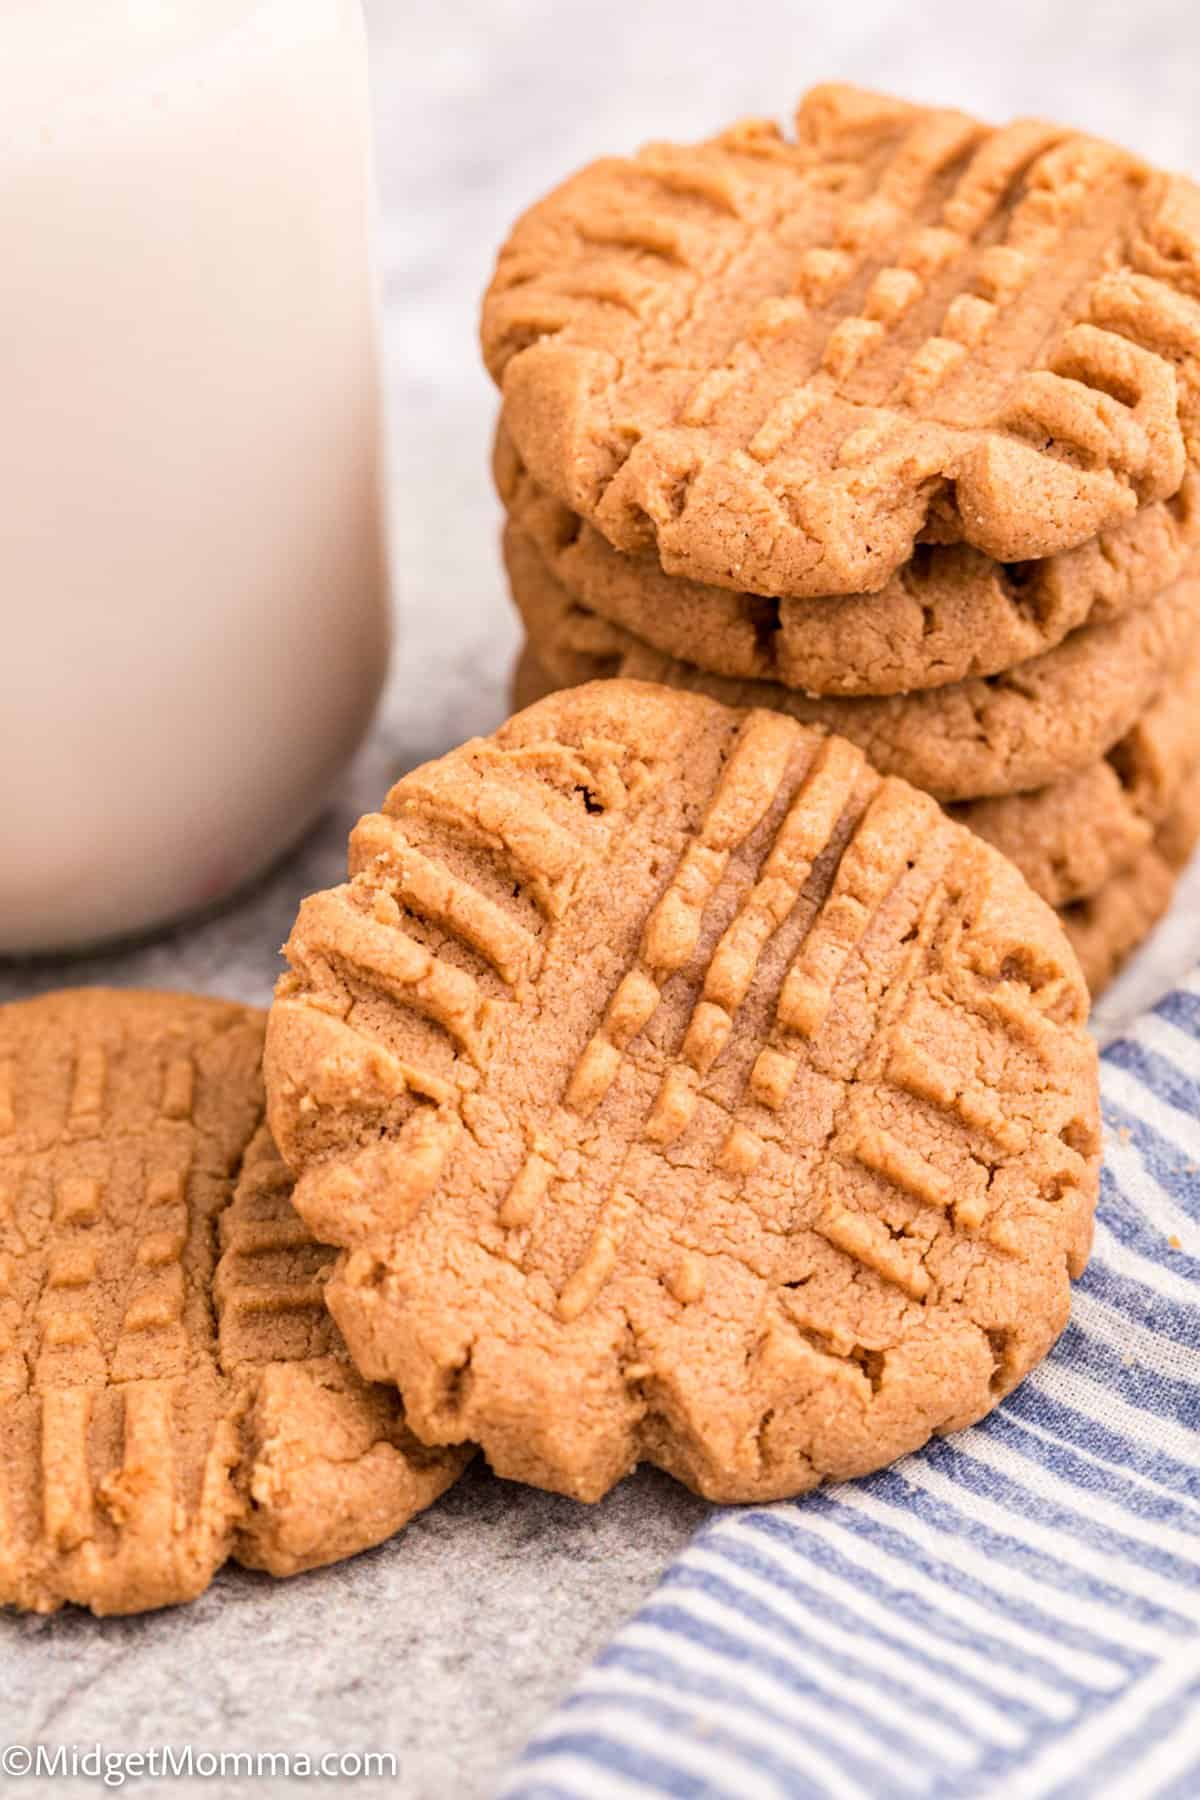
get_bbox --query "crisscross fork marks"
[487,83,1200,596]
[268,684,1101,1505]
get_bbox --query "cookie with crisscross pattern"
[266,682,1100,1504]
[485,85,1200,598]
[0,991,467,1615]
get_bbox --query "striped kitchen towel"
[502,970,1200,1800]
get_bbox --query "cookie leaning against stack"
[265,680,1101,1505]
[0,991,467,1616]
[483,83,1200,989]
[507,600,1200,993]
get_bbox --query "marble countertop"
[4,4,1200,1794]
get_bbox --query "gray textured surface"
[3,3,1200,1794]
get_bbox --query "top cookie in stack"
[482,84,1200,991]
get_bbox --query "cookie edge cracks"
[265,683,1102,1506]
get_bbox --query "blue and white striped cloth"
[503,971,1200,1800]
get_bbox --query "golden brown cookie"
[510,636,1200,910]
[499,429,1200,696]
[0,990,467,1616]
[1061,772,1200,994]
[484,85,1200,598]
[506,517,1200,800]
[512,642,558,714]
[949,644,1200,906]
[266,681,1100,1506]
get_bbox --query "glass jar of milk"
[0,0,390,955]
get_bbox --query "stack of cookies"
[481,84,1200,996]
[4,81,1192,1621]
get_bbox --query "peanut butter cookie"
[512,642,558,713]
[506,517,1200,800]
[1062,773,1200,993]
[949,647,1200,907]
[0,990,467,1616]
[510,636,1200,909]
[266,682,1100,1505]
[498,430,1200,696]
[485,86,1200,597]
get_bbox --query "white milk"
[0,0,389,954]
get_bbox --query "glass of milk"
[0,0,390,955]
